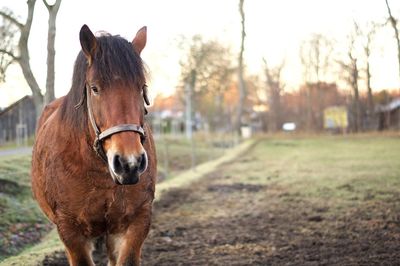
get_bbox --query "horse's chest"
[77,189,138,235]
[72,190,109,235]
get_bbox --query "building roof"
[0,95,32,117]
[376,98,400,112]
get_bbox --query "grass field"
[153,134,229,178]
[234,135,400,197]
[1,134,399,264]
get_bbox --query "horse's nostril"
[113,154,125,174]
[137,154,142,165]
[111,153,147,177]
[138,152,148,173]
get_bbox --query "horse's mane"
[59,33,146,131]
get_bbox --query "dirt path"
[141,171,400,265]
[42,139,400,265]
[0,147,32,157]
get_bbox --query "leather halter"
[85,85,146,162]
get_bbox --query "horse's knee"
[56,224,94,266]
[116,235,143,266]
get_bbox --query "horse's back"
[36,96,65,133]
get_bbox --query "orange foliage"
[150,94,183,112]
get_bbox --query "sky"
[0,0,400,108]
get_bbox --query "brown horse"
[31,25,156,266]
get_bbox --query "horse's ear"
[79,25,97,65]
[132,26,147,55]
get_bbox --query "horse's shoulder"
[37,96,65,131]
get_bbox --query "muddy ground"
[142,176,400,265]
[41,144,400,265]
[0,179,52,259]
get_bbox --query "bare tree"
[358,22,378,116]
[205,56,235,131]
[348,55,361,132]
[178,36,233,169]
[179,35,234,129]
[0,13,18,82]
[0,0,42,115]
[300,33,333,130]
[263,58,285,132]
[300,34,333,85]
[299,43,313,131]
[337,23,361,132]
[235,0,247,134]
[0,0,62,116]
[385,0,400,80]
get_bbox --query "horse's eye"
[91,85,99,94]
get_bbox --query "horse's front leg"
[115,209,152,266]
[56,222,95,266]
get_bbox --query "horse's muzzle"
[109,152,148,185]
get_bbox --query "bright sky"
[0,0,400,108]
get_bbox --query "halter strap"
[86,86,101,136]
[99,124,145,140]
[85,85,146,162]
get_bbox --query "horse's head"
[79,25,149,185]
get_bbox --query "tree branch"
[385,0,400,80]
[25,0,37,34]
[0,10,23,29]
[42,0,51,9]
[42,0,62,11]
[385,0,397,26]
[0,59,15,82]
[0,49,19,61]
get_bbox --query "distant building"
[0,96,37,144]
[376,98,400,130]
[148,94,185,137]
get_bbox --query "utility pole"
[185,83,192,140]
[185,70,197,169]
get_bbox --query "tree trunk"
[235,0,247,134]
[43,0,62,105]
[352,59,361,132]
[366,60,374,115]
[263,59,284,132]
[271,86,281,131]
[18,55,43,116]
[364,28,375,117]
[306,85,313,131]
[316,82,324,130]
[385,0,400,80]
[18,0,43,119]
